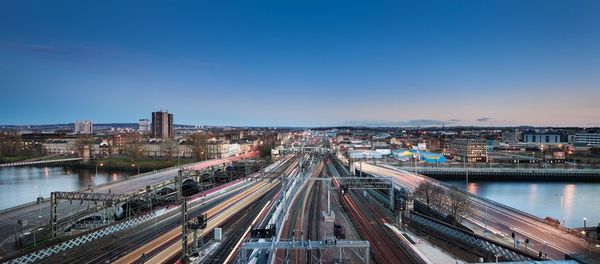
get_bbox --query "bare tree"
[429,184,447,213]
[189,133,209,161]
[0,131,27,157]
[445,186,473,224]
[122,138,144,162]
[414,181,436,209]
[159,139,178,160]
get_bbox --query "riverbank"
[85,158,194,172]
[0,154,44,164]
[406,167,600,182]
[39,157,194,173]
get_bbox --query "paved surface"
[0,152,256,259]
[361,163,599,260]
[388,224,468,264]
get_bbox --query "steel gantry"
[238,239,370,264]
[336,176,395,210]
[50,191,149,238]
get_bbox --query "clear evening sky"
[1,1,599,127]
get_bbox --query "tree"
[0,131,27,157]
[189,133,209,161]
[122,138,144,162]
[414,181,436,209]
[445,186,473,224]
[415,181,446,213]
[159,139,178,160]
[429,184,447,213]
[257,132,279,158]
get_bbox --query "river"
[445,180,600,228]
[1,166,598,228]
[0,166,132,211]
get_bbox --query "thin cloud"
[11,43,62,54]
[476,117,492,122]
[344,119,450,127]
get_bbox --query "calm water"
[445,180,600,228]
[0,166,132,210]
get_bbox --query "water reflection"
[528,184,537,209]
[0,166,132,210]
[467,182,478,194]
[446,180,600,227]
[562,184,576,226]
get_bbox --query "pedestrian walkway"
[385,223,467,264]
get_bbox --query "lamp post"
[33,184,42,249]
[132,164,139,175]
[94,163,103,188]
[569,150,576,169]
[580,229,594,255]
[554,193,564,227]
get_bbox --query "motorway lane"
[0,153,256,259]
[361,163,596,260]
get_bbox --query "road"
[0,152,256,259]
[360,162,598,260]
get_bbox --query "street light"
[555,193,564,226]
[94,163,103,189]
[131,164,139,175]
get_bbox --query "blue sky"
[1,0,599,127]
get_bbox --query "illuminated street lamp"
[131,163,139,175]
[94,163,103,188]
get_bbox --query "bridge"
[281,146,333,154]
[0,158,83,168]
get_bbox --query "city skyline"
[1,1,599,127]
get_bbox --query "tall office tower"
[151,111,173,139]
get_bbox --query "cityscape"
[1,1,600,264]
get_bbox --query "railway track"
[306,175,322,263]
[328,155,423,264]
[40,191,236,263]
[204,186,279,263]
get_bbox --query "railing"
[399,167,600,174]
[0,158,83,168]
[409,212,540,262]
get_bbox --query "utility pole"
[181,197,188,261]
[177,170,188,261]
